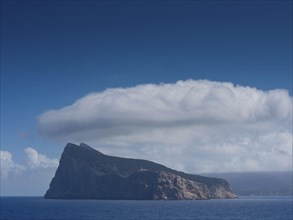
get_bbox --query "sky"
[0,0,292,196]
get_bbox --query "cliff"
[44,143,236,200]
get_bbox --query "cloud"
[1,149,59,196]
[0,148,58,178]
[38,80,292,173]
[0,151,25,177]
[25,147,59,169]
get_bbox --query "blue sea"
[1,196,292,220]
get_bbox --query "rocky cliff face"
[45,143,236,200]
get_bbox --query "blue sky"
[1,1,292,195]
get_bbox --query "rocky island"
[45,143,236,200]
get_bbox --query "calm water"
[1,197,292,220]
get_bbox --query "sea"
[0,196,292,220]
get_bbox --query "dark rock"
[44,143,236,200]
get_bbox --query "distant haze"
[205,171,293,196]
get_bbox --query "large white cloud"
[38,80,292,173]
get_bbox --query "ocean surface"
[1,196,292,220]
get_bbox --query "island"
[44,143,236,200]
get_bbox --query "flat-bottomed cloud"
[38,80,292,173]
